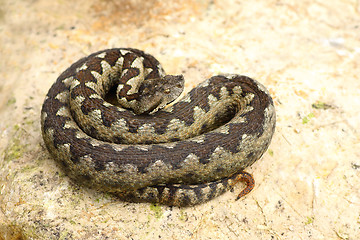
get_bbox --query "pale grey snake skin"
[41,48,276,206]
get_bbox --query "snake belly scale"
[41,48,276,206]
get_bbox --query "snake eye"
[164,89,171,94]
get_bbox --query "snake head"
[133,74,185,115]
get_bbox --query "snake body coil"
[41,48,276,206]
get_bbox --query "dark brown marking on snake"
[104,50,122,67]
[121,52,138,69]
[86,57,104,75]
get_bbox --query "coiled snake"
[41,48,276,206]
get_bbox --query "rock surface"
[1,0,359,239]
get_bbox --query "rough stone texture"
[0,0,359,239]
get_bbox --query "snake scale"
[41,48,276,206]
